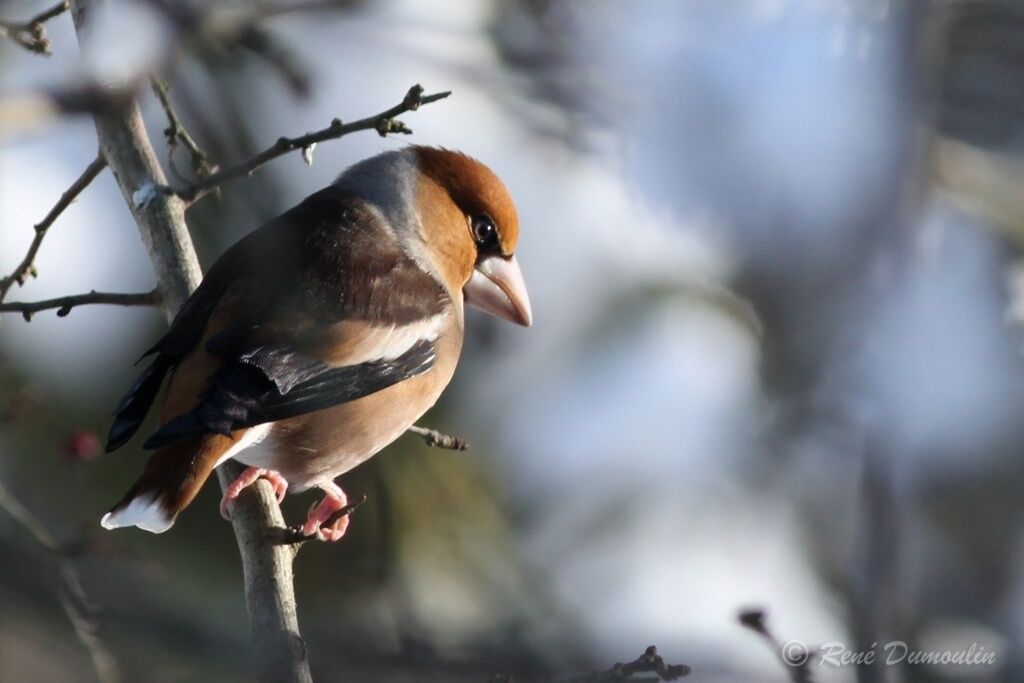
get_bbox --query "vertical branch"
[0,479,121,683]
[69,3,312,682]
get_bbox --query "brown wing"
[106,185,449,451]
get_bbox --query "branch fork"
[0,1,69,55]
[154,84,451,205]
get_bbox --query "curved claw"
[301,481,349,541]
[219,467,290,520]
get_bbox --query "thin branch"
[0,153,107,303]
[407,425,470,451]
[0,289,160,321]
[160,84,451,205]
[0,1,350,131]
[738,608,815,683]
[0,1,69,55]
[144,0,312,96]
[550,646,690,683]
[0,480,58,549]
[271,494,368,546]
[0,479,121,683]
[150,79,216,181]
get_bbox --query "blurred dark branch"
[160,85,451,205]
[0,153,107,303]
[252,0,360,19]
[272,494,368,546]
[0,479,120,683]
[0,0,342,131]
[146,0,311,96]
[232,22,310,96]
[0,85,135,138]
[407,425,470,451]
[850,447,897,683]
[150,79,216,181]
[738,609,814,683]
[541,646,690,682]
[0,1,68,55]
[0,289,160,321]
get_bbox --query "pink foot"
[301,481,349,541]
[220,467,289,520]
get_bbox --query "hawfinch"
[102,146,531,540]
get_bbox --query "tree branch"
[0,1,69,55]
[150,79,216,182]
[144,0,312,97]
[531,646,690,683]
[0,289,159,321]
[70,2,312,681]
[738,608,814,683]
[159,84,450,205]
[407,425,470,451]
[272,494,368,546]
[0,479,121,683]
[0,153,107,303]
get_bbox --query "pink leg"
[219,467,289,520]
[301,481,349,541]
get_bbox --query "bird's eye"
[471,214,499,249]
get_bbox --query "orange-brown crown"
[413,147,520,256]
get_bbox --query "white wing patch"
[339,315,446,366]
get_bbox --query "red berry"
[64,430,100,461]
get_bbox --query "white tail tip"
[100,493,174,533]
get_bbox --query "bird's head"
[409,146,532,327]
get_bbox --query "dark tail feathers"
[106,355,173,452]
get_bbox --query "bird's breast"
[233,317,464,489]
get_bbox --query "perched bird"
[102,146,531,540]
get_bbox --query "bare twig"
[548,646,690,682]
[160,84,451,205]
[0,1,69,55]
[0,289,159,321]
[272,494,368,546]
[150,79,216,181]
[0,479,120,683]
[0,153,107,303]
[1,0,310,132]
[0,1,353,133]
[738,608,814,683]
[407,425,470,451]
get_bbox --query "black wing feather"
[104,256,242,452]
[105,355,173,452]
[142,339,436,449]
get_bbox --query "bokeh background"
[2,0,1023,681]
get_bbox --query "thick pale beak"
[463,255,532,327]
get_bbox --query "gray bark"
[70,3,313,681]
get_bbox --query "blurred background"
[2,0,1023,681]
